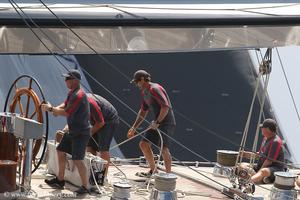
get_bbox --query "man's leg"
[162,147,172,173]
[73,160,88,188]
[159,125,174,173]
[96,123,117,177]
[251,168,271,184]
[72,134,90,189]
[100,151,110,177]
[297,178,300,188]
[56,133,72,182]
[57,150,67,181]
[139,140,156,172]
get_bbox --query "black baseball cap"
[260,118,277,132]
[130,70,150,83]
[62,69,81,80]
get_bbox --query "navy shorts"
[87,122,118,152]
[56,132,90,160]
[141,125,175,148]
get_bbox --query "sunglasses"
[65,77,75,81]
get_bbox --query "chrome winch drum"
[111,182,132,200]
[150,189,178,200]
[150,173,177,200]
[270,172,298,200]
[274,172,298,190]
[270,187,297,200]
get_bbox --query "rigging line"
[35,1,215,162]
[38,4,110,9]
[8,0,300,179]
[241,52,272,163]
[250,49,266,120]
[275,47,300,123]
[258,48,264,62]
[45,0,298,165]
[13,0,300,169]
[236,9,280,17]
[9,0,212,164]
[250,73,270,165]
[8,1,133,128]
[254,50,278,125]
[9,0,158,160]
[255,49,299,161]
[252,49,269,120]
[37,0,131,81]
[11,3,300,169]
[169,153,230,190]
[0,4,53,11]
[174,110,240,147]
[108,4,149,20]
[171,162,298,200]
[31,0,273,153]
[255,49,274,121]
[113,121,211,163]
[237,72,262,165]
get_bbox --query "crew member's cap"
[130,70,151,83]
[260,118,277,132]
[62,69,81,80]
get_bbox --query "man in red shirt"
[128,70,176,177]
[240,118,285,184]
[42,69,91,194]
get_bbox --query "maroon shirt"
[141,82,176,125]
[257,135,285,169]
[64,87,90,135]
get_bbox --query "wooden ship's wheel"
[3,75,49,176]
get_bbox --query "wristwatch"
[48,106,53,112]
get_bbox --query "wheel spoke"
[25,94,31,118]
[17,97,24,116]
[29,109,37,119]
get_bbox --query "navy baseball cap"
[62,69,81,80]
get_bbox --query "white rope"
[12,4,300,197]
[110,161,128,181]
[110,127,151,151]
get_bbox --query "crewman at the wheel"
[42,69,91,195]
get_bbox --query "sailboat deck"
[2,163,300,200]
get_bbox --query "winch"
[150,173,177,200]
[270,172,298,200]
[111,182,132,200]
